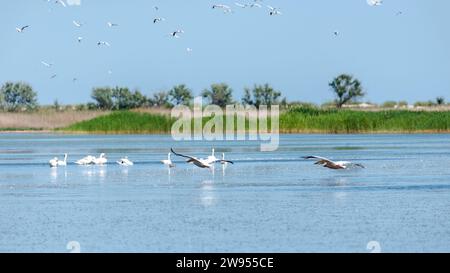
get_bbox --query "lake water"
[0,133,450,252]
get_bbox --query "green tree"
[436,96,445,106]
[0,81,38,112]
[201,83,233,108]
[242,83,281,108]
[112,87,133,110]
[169,84,193,106]
[91,87,114,109]
[151,91,172,108]
[329,74,365,108]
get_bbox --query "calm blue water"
[0,133,450,253]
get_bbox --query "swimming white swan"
[171,148,233,169]
[93,153,107,165]
[117,156,133,166]
[57,153,67,166]
[221,153,228,165]
[75,155,95,165]
[302,156,365,169]
[161,153,175,167]
[49,157,58,168]
[206,148,218,164]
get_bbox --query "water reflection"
[200,180,217,207]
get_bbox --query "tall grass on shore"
[281,106,450,133]
[0,110,108,130]
[60,107,450,134]
[62,111,174,133]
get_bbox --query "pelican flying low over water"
[171,148,233,169]
[302,156,365,170]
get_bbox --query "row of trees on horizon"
[0,74,448,112]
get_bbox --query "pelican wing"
[170,148,200,162]
[215,159,234,165]
[302,155,333,163]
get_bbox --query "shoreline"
[2,129,450,135]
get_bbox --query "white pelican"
[171,148,233,169]
[161,153,175,168]
[212,4,232,13]
[75,155,95,165]
[367,0,382,6]
[77,36,83,43]
[117,157,133,166]
[57,153,67,166]
[72,20,82,27]
[302,156,365,170]
[186,47,193,53]
[153,17,165,24]
[97,41,111,47]
[170,30,184,38]
[49,157,58,168]
[267,6,282,15]
[93,153,107,165]
[16,25,30,33]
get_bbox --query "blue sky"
[1,0,449,105]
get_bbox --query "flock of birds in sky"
[13,0,391,82]
[49,148,365,170]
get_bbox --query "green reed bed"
[62,111,174,134]
[60,108,450,134]
[280,107,450,133]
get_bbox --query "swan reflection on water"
[200,180,217,207]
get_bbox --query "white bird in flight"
[153,17,165,24]
[267,6,282,16]
[302,156,365,170]
[170,30,184,38]
[107,22,119,27]
[55,0,66,7]
[41,61,53,67]
[367,0,383,6]
[97,41,111,47]
[235,2,248,8]
[171,148,233,169]
[212,4,232,13]
[16,25,30,33]
[72,20,82,27]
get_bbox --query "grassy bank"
[59,108,450,134]
[281,107,450,133]
[62,111,174,133]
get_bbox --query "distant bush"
[91,86,150,110]
[382,101,397,108]
[0,81,38,112]
[414,101,435,107]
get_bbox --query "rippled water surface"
[1,133,450,252]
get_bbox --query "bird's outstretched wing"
[214,160,234,164]
[302,155,333,162]
[170,148,198,161]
